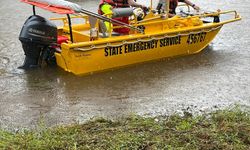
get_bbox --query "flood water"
[0,0,249,129]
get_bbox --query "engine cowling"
[19,15,57,69]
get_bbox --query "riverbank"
[1,107,249,149]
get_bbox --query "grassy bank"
[0,108,250,150]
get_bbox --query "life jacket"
[98,0,130,34]
[169,0,178,14]
[113,17,130,34]
[98,0,129,15]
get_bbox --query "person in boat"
[169,0,200,17]
[98,0,146,34]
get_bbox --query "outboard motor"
[19,15,57,69]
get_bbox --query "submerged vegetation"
[0,107,250,150]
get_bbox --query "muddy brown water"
[0,0,249,129]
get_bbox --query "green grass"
[0,107,250,150]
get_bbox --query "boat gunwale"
[60,10,241,49]
[65,23,224,49]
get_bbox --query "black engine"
[19,15,57,69]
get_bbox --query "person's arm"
[183,0,200,11]
[128,0,146,8]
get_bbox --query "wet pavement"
[0,0,249,129]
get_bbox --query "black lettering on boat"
[104,37,181,57]
[104,47,109,57]
[104,46,123,57]
[160,35,181,47]
[187,32,207,44]
[124,40,158,54]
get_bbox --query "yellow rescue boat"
[19,0,241,75]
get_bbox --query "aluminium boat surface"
[20,0,241,75]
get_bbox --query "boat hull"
[55,25,222,75]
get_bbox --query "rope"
[73,25,222,52]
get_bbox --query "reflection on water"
[0,0,249,129]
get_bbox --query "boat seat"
[72,30,91,42]
[80,27,123,38]
[98,32,122,38]
[112,32,122,36]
